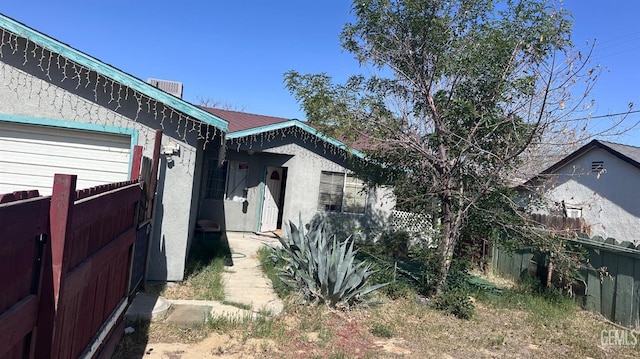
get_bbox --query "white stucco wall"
[0,51,211,281]
[536,147,640,243]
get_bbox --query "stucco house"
[197,107,396,236]
[0,14,228,281]
[0,14,395,284]
[520,139,640,243]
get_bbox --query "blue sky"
[1,1,638,145]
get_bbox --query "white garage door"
[0,122,131,196]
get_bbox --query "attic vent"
[591,161,604,173]
[147,78,183,98]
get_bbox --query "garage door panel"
[0,172,54,193]
[1,124,130,149]
[1,161,127,182]
[1,138,129,161]
[0,122,131,196]
[1,150,128,172]
[0,173,118,195]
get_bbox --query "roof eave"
[226,119,365,159]
[519,139,640,189]
[0,14,228,132]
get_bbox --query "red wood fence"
[0,174,143,359]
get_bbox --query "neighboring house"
[198,107,396,236]
[520,140,640,243]
[0,14,228,281]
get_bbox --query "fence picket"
[615,257,635,326]
[494,233,640,328]
[585,248,602,313]
[0,174,144,359]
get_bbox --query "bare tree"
[195,96,247,112]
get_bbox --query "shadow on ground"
[186,231,234,272]
[111,232,233,359]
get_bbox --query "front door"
[260,166,284,232]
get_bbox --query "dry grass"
[115,293,640,358]
[116,239,639,358]
[471,267,517,289]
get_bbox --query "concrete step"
[124,293,171,321]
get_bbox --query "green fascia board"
[226,119,365,159]
[0,14,228,132]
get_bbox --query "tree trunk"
[436,189,457,294]
[546,258,554,288]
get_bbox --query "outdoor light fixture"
[162,141,180,164]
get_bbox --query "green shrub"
[370,323,394,338]
[368,263,413,299]
[272,216,388,308]
[433,288,474,319]
[380,230,410,258]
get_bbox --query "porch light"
[162,141,180,164]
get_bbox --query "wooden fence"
[493,235,640,328]
[0,174,143,359]
[528,213,591,236]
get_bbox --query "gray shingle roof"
[597,140,640,167]
[520,139,640,188]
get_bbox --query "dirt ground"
[116,297,640,359]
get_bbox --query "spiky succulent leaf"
[271,215,387,308]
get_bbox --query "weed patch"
[370,323,394,338]
[257,245,291,298]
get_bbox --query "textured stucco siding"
[200,136,395,234]
[538,147,640,242]
[0,53,212,281]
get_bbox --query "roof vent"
[591,161,604,173]
[147,78,183,98]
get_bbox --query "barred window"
[204,160,249,200]
[204,160,227,200]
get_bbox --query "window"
[566,208,582,218]
[204,160,227,200]
[204,160,249,200]
[318,172,344,212]
[317,171,366,214]
[344,174,367,213]
[226,161,249,200]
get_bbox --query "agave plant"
[272,215,387,308]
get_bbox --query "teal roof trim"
[0,14,228,132]
[227,119,365,159]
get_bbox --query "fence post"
[50,174,77,309]
[130,145,143,181]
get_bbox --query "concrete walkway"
[222,232,283,315]
[125,231,283,326]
